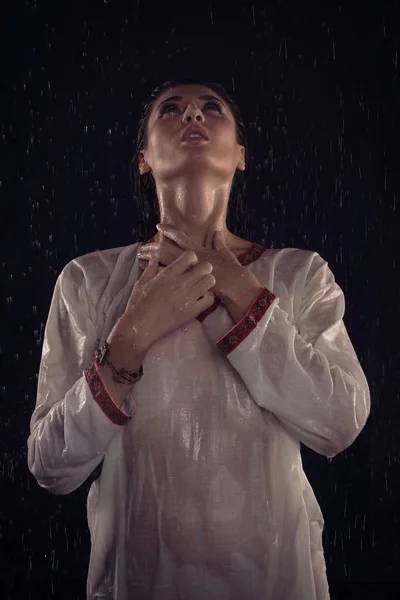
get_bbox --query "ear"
[237,145,246,171]
[138,150,151,175]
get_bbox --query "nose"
[182,102,205,124]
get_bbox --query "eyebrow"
[155,95,225,114]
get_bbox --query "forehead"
[150,84,229,116]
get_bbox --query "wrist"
[108,313,149,356]
[97,337,145,386]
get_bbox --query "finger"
[156,226,192,248]
[139,258,167,271]
[140,242,159,253]
[138,259,149,270]
[138,249,159,261]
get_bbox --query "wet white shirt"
[27,241,370,600]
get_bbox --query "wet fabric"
[27,241,370,599]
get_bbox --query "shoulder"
[262,246,328,276]
[261,247,341,325]
[260,247,337,303]
[60,242,141,287]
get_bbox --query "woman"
[27,79,371,600]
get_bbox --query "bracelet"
[94,341,144,385]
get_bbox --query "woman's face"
[138,84,245,182]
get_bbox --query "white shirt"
[27,241,370,600]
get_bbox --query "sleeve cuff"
[216,287,277,355]
[84,358,135,426]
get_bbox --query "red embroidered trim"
[83,358,134,426]
[217,287,276,355]
[196,295,222,322]
[236,242,265,266]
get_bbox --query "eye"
[160,103,179,115]
[159,99,224,117]
[203,100,224,113]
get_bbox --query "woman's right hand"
[123,251,216,351]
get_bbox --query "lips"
[181,124,209,141]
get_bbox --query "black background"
[1,1,399,598]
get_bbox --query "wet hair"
[130,78,251,242]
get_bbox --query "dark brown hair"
[130,78,252,242]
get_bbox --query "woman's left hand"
[137,224,253,301]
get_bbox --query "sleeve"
[27,259,135,495]
[215,252,371,459]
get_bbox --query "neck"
[155,176,236,249]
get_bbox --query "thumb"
[213,230,223,249]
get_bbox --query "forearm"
[96,315,148,409]
[222,284,264,324]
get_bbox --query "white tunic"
[27,241,370,600]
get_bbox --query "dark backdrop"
[1,1,399,599]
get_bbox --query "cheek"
[213,125,237,149]
[149,131,177,165]
[213,132,241,166]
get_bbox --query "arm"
[96,313,148,410]
[216,252,371,458]
[27,260,142,495]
